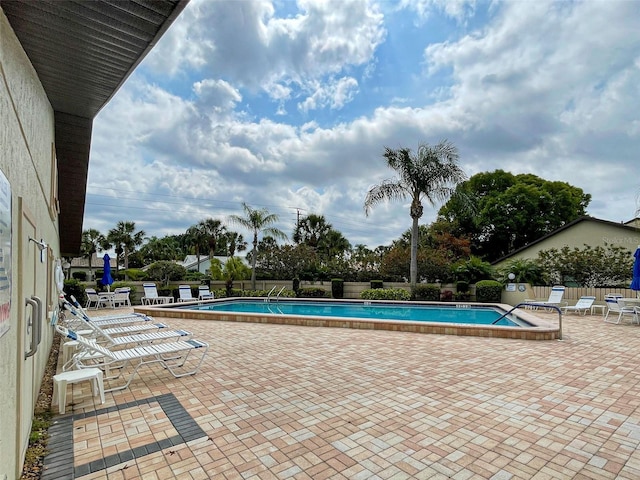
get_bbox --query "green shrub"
[476,280,503,303]
[292,278,300,294]
[331,278,344,299]
[184,271,207,281]
[370,280,383,289]
[63,279,86,306]
[456,281,469,293]
[71,271,87,281]
[212,288,297,299]
[413,284,440,301]
[123,268,147,281]
[146,261,187,284]
[360,288,411,301]
[298,287,330,298]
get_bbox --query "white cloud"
[86,0,640,249]
[298,76,359,112]
[144,0,385,103]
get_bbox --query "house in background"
[67,253,119,281]
[492,216,640,270]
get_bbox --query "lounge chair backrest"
[179,285,194,300]
[574,296,595,308]
[55,325,116,359]
[143,283,159,299]
[547,286,565,303]
[605,297,622,312]
[85,288,99,299]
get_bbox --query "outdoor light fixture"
[508,273,516,281]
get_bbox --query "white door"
[17,199,39,462]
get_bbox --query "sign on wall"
[0,169,11,338]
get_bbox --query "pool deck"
[43,306,640,479]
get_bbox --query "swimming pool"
[136,298,558,340]
[178,300,525,326]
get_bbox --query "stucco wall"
[1,9,60,479]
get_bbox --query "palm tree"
[185,224,207,272]
[364,140,466,293]
[228,203,288,289]
[220,231,247,257]
[198,218,226,259]
[80,229,106,280]
[107,221,145,280]
[319,229,351,259]
[293,214,332,249]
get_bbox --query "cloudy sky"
[85,0,640,250]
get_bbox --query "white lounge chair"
[55,325,209,392]
[178,285,196,302]
[85,288,111,309]
[141,283,174,305]
[62,301,192,347]
[112,287,131,307]
[604,298,639,324]
[66,295,156,328]
[198,285,215,301]
[525,286,567,310]
[561,296,596,315]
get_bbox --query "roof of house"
[69,253,117,269]
[2,0,189,255]
[491,216,640,265]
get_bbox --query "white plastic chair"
[198,285,215,301]
[561,296,596,315]
[178,285,196,302]
[604,298,639,324]
[85,288,105,309]
[141,283,161,305]
[112,287,131,307]
[525,286,567,310]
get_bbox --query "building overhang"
[2,0,188,255]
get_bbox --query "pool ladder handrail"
[492,302,563,340]
[265,286,286,303]
[265,286,277,302]
[274,286,286,302]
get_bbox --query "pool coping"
[134,298,559,340]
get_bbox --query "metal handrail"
[492,302,563,340]
[274,286,286,302]
[265,286,277,303]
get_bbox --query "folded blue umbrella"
[631,247,640,293]
[102,253,114,291]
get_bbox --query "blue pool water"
[177,300,528,327]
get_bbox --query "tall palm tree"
[228,203,288,289]
[221,231,247,257]
[293,214,332,249]
[364,140,466,293]
[80,228,106,281]
[107,221,145,280]
[185,224,207,272]
[198,218,226,258]
[319,229,351,259]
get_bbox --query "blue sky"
[85,0,640,250]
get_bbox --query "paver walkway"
[44,307,640,479]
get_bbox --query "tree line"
[81,140,631,290]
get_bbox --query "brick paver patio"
[43,307,640,479]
